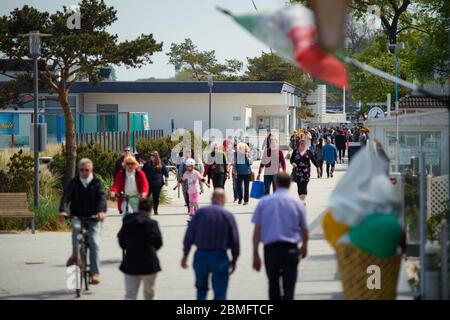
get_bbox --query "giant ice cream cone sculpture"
[323,141,403,300]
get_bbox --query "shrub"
[96,174,114,200]
[5,149,34,193]
[136,136,175,162]
[159,186,171,205]
[49,143,119,182]
[32,195,70,231]
[136,132,208,163]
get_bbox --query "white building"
[365,109,449,176]
[71,81,301,146]
[306,84,347,124]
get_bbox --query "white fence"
[427,175,449,218]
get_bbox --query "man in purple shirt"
[181,188,240,300]
[252,172,309,300]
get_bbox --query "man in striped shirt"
[181,189,240,300]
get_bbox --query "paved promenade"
[0,160,412,300]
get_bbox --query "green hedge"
[49,143,119,182]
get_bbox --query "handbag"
[249,171,255,181]
[250,180,265,199]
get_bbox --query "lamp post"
[207,74,213,143]
[20,31,51,213]
[388,42,404,173]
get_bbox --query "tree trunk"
[58,88,77,187]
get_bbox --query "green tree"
[348,32,416,103]
[244,52,316,97]
[167,38,243,80]
[0,0,162,185]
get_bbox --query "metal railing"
[76,129,164,152]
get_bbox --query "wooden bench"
[0,193,35,234]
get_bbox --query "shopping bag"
[250,180,265,199]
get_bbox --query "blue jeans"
[232,172,240,200]
[71,217,101,275]
[263,174,276,195]
[193,250,230,300]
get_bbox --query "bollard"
[425,241,440,299]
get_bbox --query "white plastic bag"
[328,141,401,226]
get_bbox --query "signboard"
[232,115,241,121]
[142,113,150,130]
[423,136,440,166]
[0,113,19,135]
[367,106,385,120]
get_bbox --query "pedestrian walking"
[59,158,107,284]
[289,131,299,153]
[227,143,239,202]
[235,142,253,205]
[335,130,347,163]
[252,173,309,300]
[257,137,286,195]
[114,146,131,178]
[323,138,338,178]
[142,151,169,215]
[111,156,149,214]
[118,197,162,300]
[177,149,204,213]
[205,144,228,189]
[175,158,210,220]
[290,139,319,203]
[181,189,240,300]
[314,138,324,178]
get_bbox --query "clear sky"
[0,0,288,80]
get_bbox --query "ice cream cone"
[335,243,401,300]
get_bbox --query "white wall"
[82,92,285,138]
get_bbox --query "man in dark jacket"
[113,146,131,178]
[118,197,162,300]
[59,158,107,284]
[334,131,347,163]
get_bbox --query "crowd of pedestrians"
[58,127,355,300]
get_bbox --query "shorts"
[188,192,200,203]
[296,181,308,195]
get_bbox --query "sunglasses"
[125,163,135,166]
[80,168,90,172]
[124,149,130,152]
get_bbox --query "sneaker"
[243,202,248,205]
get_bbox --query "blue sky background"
[0,0,288,80]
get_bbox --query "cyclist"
[111,155,149,214]
[59,158,107,285]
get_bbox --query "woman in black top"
[142,151,168,215]
[290,139,319,203]
[208,144,228,189]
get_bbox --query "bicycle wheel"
[75,246,83,298]
[80,243,89,292]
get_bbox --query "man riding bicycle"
[59,158,107,285]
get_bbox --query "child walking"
[174,158,209,221]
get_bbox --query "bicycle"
[70,214,98,298]
[115,192,141,216]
